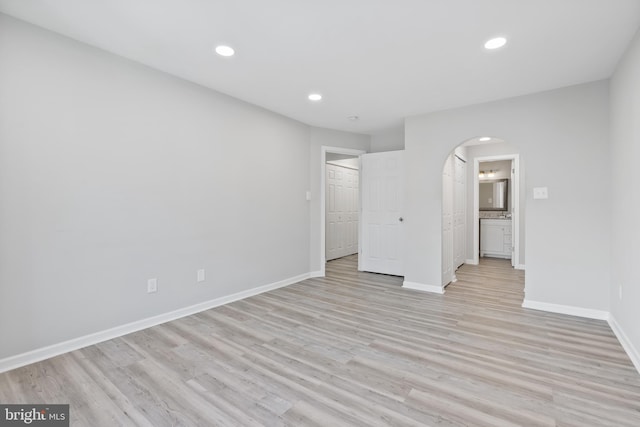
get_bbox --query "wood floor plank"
[1,254,639,426]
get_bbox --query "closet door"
[453,155,466,268]
[326,164,359,261]
[442,155,454,285]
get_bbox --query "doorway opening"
[473,154,521,268]
[325,153,360,262]
[441,137,524,288]
[319,146,365,277]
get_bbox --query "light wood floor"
[1,256,639,426]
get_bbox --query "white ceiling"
[1,0,639,135]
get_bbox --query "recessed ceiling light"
[215,45,235,57]
[484,37,507,50]
[308,93,322,101]
[479,137,491,141]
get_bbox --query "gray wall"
[0,15,364,359]
[610,29,640,360]
[370,125,405,152]
[405,81,611,311]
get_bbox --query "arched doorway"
[441,137,525,288]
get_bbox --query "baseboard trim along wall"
[402,281,445,294]
[4,277,638,377]
[464,259,524,270]
[608,315,640,374]
[522,300,640,375]
[521,299,609,320]
[308,270,324,278]
[0,272,310,374]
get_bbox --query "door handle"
[399,217,404,222]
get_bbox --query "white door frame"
[472,154,521,268]
[320,146,366,276]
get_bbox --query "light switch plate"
[147,278,158,293]
[533,187,548,199]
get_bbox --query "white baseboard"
[308,270,324,278]
[608,315,640,375]
[402,281,445,294]
[0,272,310,374]
[522,299,609,320]
[463,259,521,269]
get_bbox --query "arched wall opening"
[440,137,525,289]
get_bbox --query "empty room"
[1,1,640,426]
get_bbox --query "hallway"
[448,257,525,308]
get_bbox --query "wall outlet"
[197,269,205,283]
[147,278,158,293]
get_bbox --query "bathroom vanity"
[480,218,512,259]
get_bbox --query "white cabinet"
[480,219,512,259]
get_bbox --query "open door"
[359,151,404,276]
[510,160,516,267]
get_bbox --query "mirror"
[479,179,508,211]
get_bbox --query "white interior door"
[510,160,516,267]
[326,163,359,261]
[453,155,466,269]
[442,155,454,284]
[360,151,404,276]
